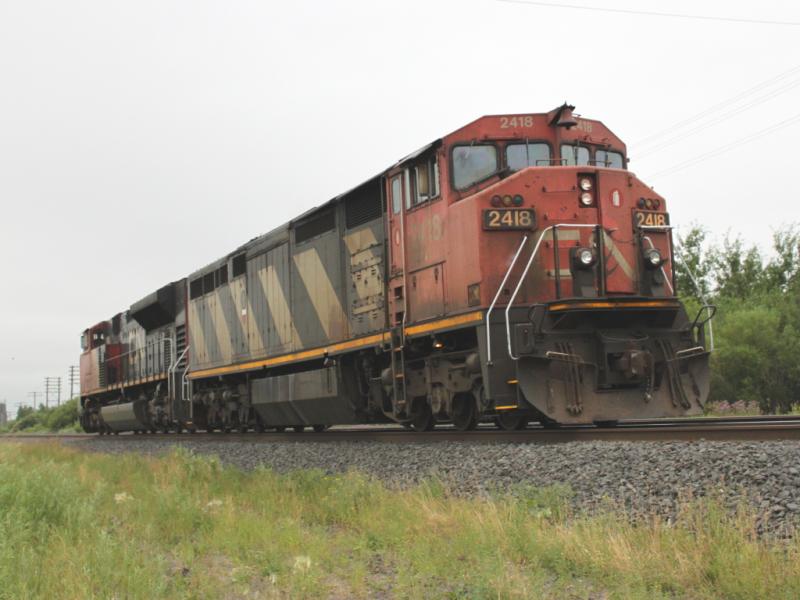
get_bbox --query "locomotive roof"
[188,105,623,282]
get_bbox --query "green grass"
[0,443,798,599]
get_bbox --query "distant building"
[0,403,6,425]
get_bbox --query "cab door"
[385,171,409,412]
[386,172,407,327]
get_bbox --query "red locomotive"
[79,104,713,433]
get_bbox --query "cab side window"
[391,175,402,214]
[410,156,440,207]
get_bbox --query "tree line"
[674,224,800,412]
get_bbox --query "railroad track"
[4,415,800,443]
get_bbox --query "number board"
[483,208,536,230]
[634,211,670,229]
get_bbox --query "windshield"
[452,145,498,190]
[595,149,625,169]
[560,144,590,166]
[506,143,551,170]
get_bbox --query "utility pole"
[44,377,62,408]
[27,391,40,410]
[68,365,79,401]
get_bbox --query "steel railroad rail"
[4,416,800,443]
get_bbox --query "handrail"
[485,235,529,365]
[167,345,190,401]
[678,259,715,352]
[505,223,602,360]
[103,336,174,386]
[642,235,675,295]
[638,224,675,288]
[640,224,715,351]
[180,348,192,420]
[104,336,173,362]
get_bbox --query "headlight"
[574,247,595,268]
[579,177,592,191]
[645,248,662,268]
[580,192,593,206]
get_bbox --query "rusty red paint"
[385,109,673,323]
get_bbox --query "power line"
[636,76,800,158]
[635,63,800,147]
[68,365,79,401]
[496,0,800,27]
[27,391,41,411]
[647,112,800,179]
[44,377,62,408]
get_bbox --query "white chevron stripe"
[261,264,298,348]
[293,247,347,340]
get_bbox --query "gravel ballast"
[72,436,800,533]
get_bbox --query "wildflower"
[292,555,312,572]
[114,492,133,504]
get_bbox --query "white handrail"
[675,259,715,351]
[642,235,675,295]
[504,223,602,360]
[167,345,190,401]
[639,225,713,350]
[180,349,192,420]
[485,235,529,365]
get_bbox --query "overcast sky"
[1,0,799,414]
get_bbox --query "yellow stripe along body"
[187,310,484,380]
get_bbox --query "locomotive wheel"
[292,425,305,433]
[410,403,436,432]
[452,394,478,431]
[495,412,528,431]
[312,424,328,433]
